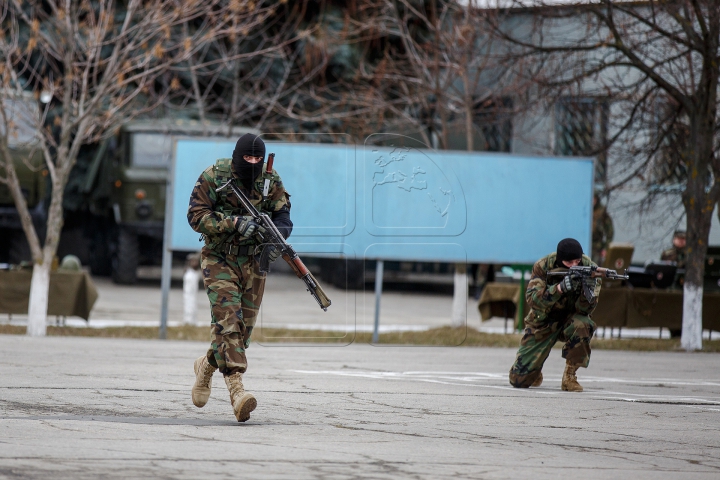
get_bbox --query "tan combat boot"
[192,355,217,407]
[561,363,583,392]
[224,372,257,422]
[531,371,543,387]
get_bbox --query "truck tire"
[8,231,32,265]
[112,228,139,284]
[332,258,365,290]
[89,228,112,276]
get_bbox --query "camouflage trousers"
[509,313,596,388]
[200,246,266,376]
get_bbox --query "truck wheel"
[332,258,365,290]
[89,229,112,276]
[8,231,32,265]
[112,228,139,284]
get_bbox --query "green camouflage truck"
[80,120,254,284]
[0,93,46,265]
[1,113,252,282]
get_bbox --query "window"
[130,133,173,168]
[475,97,513,153]
[555,97,608,183]
[0,96,40,147]
[650,103,688,188]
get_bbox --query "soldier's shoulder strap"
[213,158,233,182]
[213,158,233,215]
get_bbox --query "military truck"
[0,92,46,264]
[81,120,255,284]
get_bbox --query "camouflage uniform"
[509,253,601,388]
[661,245,686,291]
[592,204,614,265]
[187,158,291,376]
[661,246,686,269]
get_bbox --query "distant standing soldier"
[187,134,292,422]
[509,238,601,392]
[662,230,687,337]
[661,230,687,269]
[592,194,614,265]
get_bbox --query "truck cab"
[95,120,254,283]
[0,92,46,264]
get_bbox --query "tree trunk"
[26,262,51,336]
[681,282,703,350]
[26,163,68,336]
[680,112,718,351]
[451,263,468,327]
[463,70,474,152]
[680,197,713,350]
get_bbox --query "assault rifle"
[216,178,332,312]
[547,265,629,302]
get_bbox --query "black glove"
[560,275,582,294]
[561,275,573,294]
[236,216,266,239]
[265,245,281,263]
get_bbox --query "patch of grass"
[1,324,719,352]
[253,326,524,347]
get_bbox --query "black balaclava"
[555,238,583,267]
[232,133,266,188]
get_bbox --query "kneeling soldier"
[509,238,600,392]
[187,133,292,421]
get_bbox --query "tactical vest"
[213,158,237,218]
[203,158,275,252]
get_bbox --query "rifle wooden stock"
[283,254,309,278]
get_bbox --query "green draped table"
[478,282,720,331]
[0,270,98,321]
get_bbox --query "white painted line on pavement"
[292,369,720,407]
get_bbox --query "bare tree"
[160,2,308,133]
[367,0,528,151]
[262,1,391,141]
[356,1,531,327]
[487,0,720,350]
[0,0,268,336]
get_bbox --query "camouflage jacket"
[661,246,686,269]
[524,253,601,326]
[187,158,291,250]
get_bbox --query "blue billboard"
[169,138,593,263]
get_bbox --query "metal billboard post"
[372,260,384,344]
[159,144,177,340]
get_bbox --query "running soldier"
[509,238,600,392]
[187,133,292,422]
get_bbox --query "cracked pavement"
[0,336,718,479]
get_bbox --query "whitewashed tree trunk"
[681,283,703,351]
[183,268,200,325]
[27,262,51,336]
[451,264,468,327]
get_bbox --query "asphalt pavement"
[0,335,718,479]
